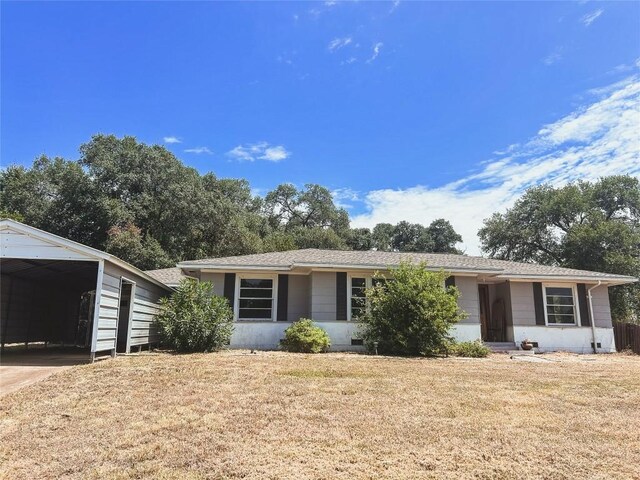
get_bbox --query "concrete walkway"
[0,348,89,397]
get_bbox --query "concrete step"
[485,342,517,352]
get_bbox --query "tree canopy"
[478,176,640,323]
[347,219,463,253]
[0,134,464,269]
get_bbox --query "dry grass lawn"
[1,351,639,480]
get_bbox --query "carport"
[1,220,172,362]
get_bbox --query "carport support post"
[1,277,13,352]
[89,260,105,363]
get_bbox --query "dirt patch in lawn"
[1,351,639,480]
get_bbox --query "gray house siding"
[510,282,537,326]
[310,271,337,321]
[200,272,225,297]
[287,275,310,322]
[455,276,480,324]
[589,284,613,328]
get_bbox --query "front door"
[478,284,490,341]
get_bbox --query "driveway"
[0,348,89,397]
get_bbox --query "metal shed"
[0,219,172,361]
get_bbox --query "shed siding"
[456,276,480,324]
[287,275,310,322]
[310,272,337,321]
[93,262,168,353]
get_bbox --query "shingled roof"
[145,267,190,287]
[178,249,637,283]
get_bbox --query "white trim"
[347,274,370,322]
[502,275,635,284]
[116,277,137,354]
[180,264,292,271]
[90,260,105,355]
[542,283,581,327]
[234,273,278,322]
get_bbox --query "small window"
[351,338,364,346]
[351,277,367,320]
[544,286,577,325]
[238,277,274,321]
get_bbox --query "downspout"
[587,281,601,354]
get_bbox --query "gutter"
[587,281,602,354]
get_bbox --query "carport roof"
[0,219,172,292]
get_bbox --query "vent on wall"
[591,342,602,349]
[351,338,364,346]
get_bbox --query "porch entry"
[478,284,507,342]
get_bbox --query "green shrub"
[448,340,490,358]
[359,262,467,356]
[280,319,331,353]
[156,278,233,352]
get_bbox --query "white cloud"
[390,0,400,13]
[328,37,352,52]
[543,48,563,66]
[163,136,181,144]
[367,42,383,63]
[351,76,640,255]
[184,146,213,155]
[332,188,360,209]
[608,58,640,75]
[227,142,291,162]
[582,9,603,27]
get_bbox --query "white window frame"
[542,283,581,327]
[347,275,370,322]
[234,273,278,322]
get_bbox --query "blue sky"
[2,1,639,253]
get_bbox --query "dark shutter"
[577,283,591,327]
[336,272,347,321]
[533,282,545,325]
[277,274,289,322]
[223,273,236,308]
[445,276,456,288]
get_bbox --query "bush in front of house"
[448,340,490,358]
[359,262,467,356]
[156,278,234,352]
[280,319,331,353]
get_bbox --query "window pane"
[240,299,272,309]
[545,287,573,297]
[546,295,574,306]
[547,305,574,315]
[351,297,366,309]
[352,287,366,297]
[547,314,576,324]
[240,278,273,289]
[373,278,387,288]
[352,278,366,288]
[351,307,365,320]
[239,288,273,298]
[239,308,272,319]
